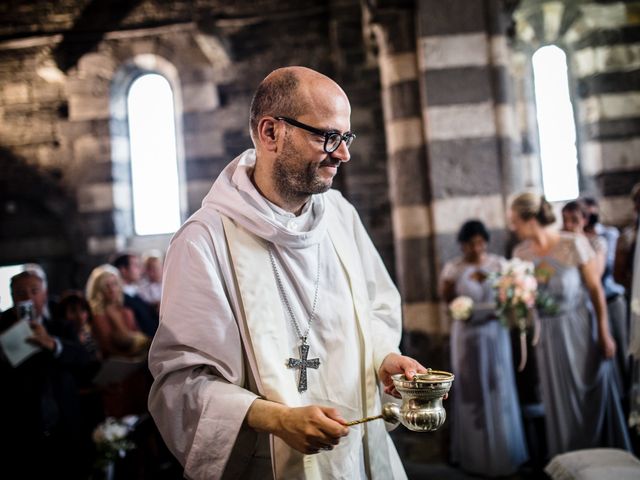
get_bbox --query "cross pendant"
[287,343,320,393]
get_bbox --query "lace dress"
[514,232,631,456]
[441,254,529,476]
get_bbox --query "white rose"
[449,296,474,321]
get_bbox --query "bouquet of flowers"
[449,295,474,321]
[493,258,541,371]
[92,415,137,470]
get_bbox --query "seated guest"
[0,270,93,479]
[58,292,101,365]
[58,292,104,477]
[440,220,529,477]
[86,265,150,418]
[85,264,149,358]
[112,252,159,336]
[138,251,163,312]
[22,262,59,319]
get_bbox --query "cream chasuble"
[222,214,401,479]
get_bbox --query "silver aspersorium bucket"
[382,369,454,432]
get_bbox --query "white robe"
[148,150,406,480]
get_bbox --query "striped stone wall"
[372,7,440,339]
[63,24,221,259]
[0,0,396,292]
[369,1,522,345]
[417,0,515,332]
[575,17,640,227]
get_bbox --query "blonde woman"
[86,264,149,358]
[509,192,630,456]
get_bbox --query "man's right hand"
[246,399,349,454]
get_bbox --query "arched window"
[127,73,182,235]
[532,45,579,202]
[0,264,24,311]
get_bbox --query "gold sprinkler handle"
[344,414,384,426]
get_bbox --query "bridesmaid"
[562,200,629,392]
[440,220,528,477]
[510,192,631,456]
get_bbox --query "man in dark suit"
[112,253,159,337]
[0,269,95,478]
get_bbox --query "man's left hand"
[378,353,428,398]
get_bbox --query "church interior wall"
[1,0,640,469]
[0,0,393,293]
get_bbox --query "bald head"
[249,67,348,143]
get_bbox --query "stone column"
[416,0,513,289]
[570,4,640,226]
[370,5,442,353]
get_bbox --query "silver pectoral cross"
[287,343,320,393]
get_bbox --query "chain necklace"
[268,243,321,392]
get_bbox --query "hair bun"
[536,196,556,226]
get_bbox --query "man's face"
[271,93,352,203]
[120,255,142,284]
[146,258,162,283]
[12,275,47,318]
[272,130,343,199]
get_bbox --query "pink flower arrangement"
[494,258,541,371]
[494,258,538,318]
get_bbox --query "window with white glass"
[0,264,25,311]
[127,73,182,235]
[532,45,580,202]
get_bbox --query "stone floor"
[391,425,546,480]
[390,420,640,480]
[148,412,640,480]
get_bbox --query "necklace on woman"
[268,243,321,393]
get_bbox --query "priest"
[148,66,427,479]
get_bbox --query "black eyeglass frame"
[275,116,356,153]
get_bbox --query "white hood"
[202,149,327,249]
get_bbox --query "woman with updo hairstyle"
[439,220,528,477]
[509,192,631,456]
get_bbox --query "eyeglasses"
[275,116,356,153]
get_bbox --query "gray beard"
[272,148,333,205]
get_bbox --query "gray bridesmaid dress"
[514,233,631,456]
[443,254,529,476]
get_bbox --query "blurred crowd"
[0,251,177,479]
